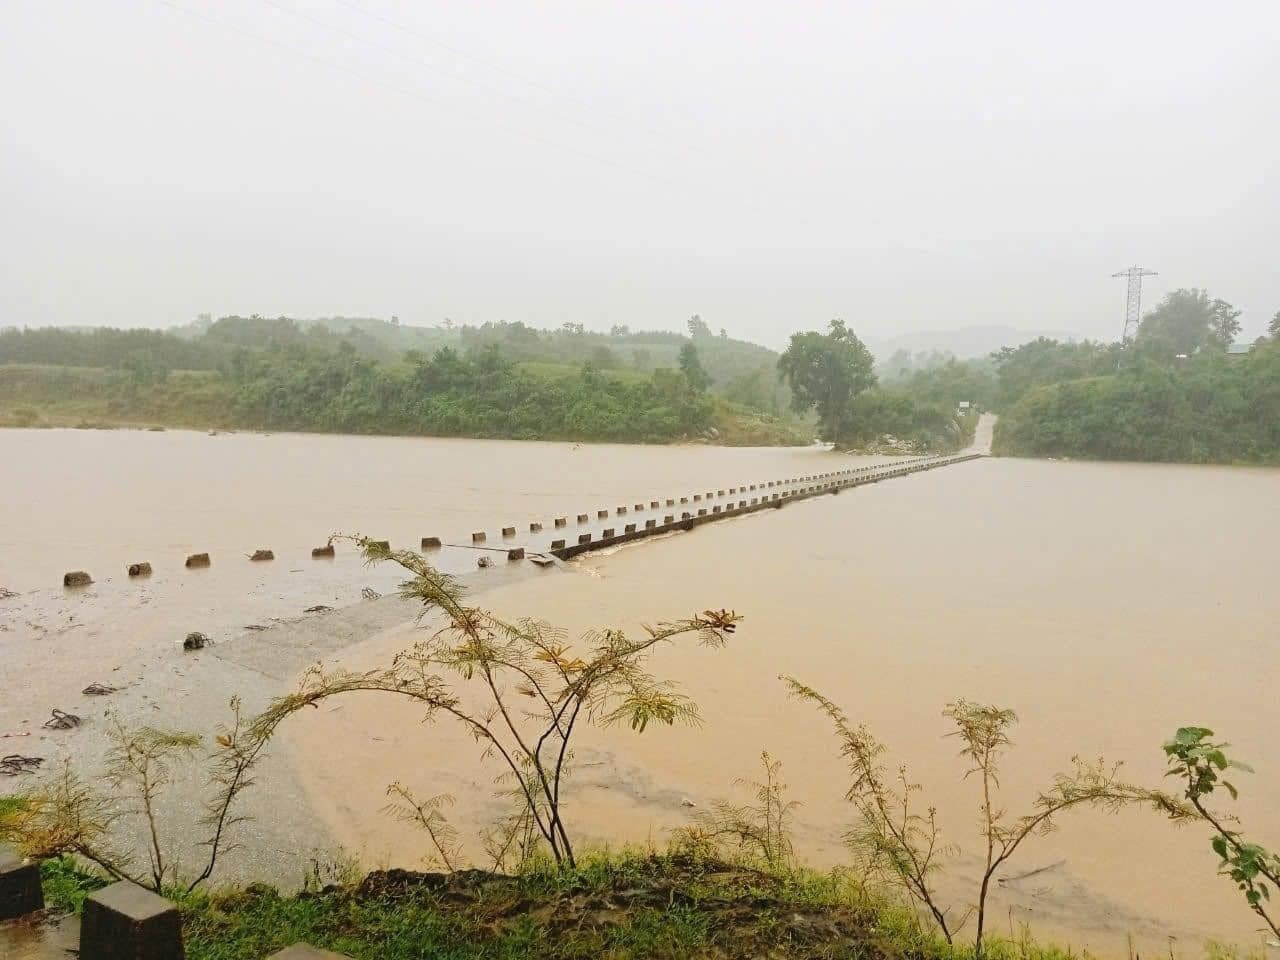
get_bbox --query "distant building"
[1227,343,1255,359]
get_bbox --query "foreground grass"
[28,851,1133,960]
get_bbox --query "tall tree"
[679,342,711,392]
[777,319,876,441]
[1138,289,1239,357]
[1269,311,1280,339]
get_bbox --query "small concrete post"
[63,570,93,586]
[624,523,636,534]
[598,510,609,519]
[693,494,702,501]
[682,512,692,520]
[0,846,43,920]
[666,498,675,506]
[502,527,516,538]
[556,517,568,527]
[185,553,210,568]
[529,522,543,533]
[645,519,656,529]
[312,545,336,558]
[575,514,588,524]
[616,506,627,515]
[602,528,615,538]
[712,505,721,514]
[717,489,725,496]
[551,539,566,549]
[578,533,591,545]
[680,497,688,504]
[664,515,674,524]
[697,508,707,516]
[472,532,486,544]
[507,548,525,561]
[650,500,660,509]
[634,503,644,512]
[81,880,184,960]
[420,537,441,550]
[127,562,153,577]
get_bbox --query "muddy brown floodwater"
[2,424,1278,957]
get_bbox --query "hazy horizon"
[3,1,1277,347]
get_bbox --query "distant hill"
[867,326,1082,360]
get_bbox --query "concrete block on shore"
[313,544,337,558]
[502,527,516,538]
[697,508,707,516]
[617,506,627,515]
[551,539,566,549]
[63,570,93,587]
[267,945,354,960]
[712,505,721,514]
[81,880,183,960]
[556,517,569,527]
[420,538,441,550]
[650,500,660,508]
[598,510,608,519]
[624,523,636,533]
[645,519,656,529]
[0,847,43,920]
[250,549,274,562]
[575,514,587,524]
[128,562,153,577]
[664,515,674,523]
[578,533,591,545]
[680,497,688,504]
[472,532,486,544]
[693,494,702,501]
[529,522,543,533]
[666,498,675,506]
[717,489,725,496]
[507,548,525,561]
[682,512,692,520]
[185,553,210,568]
[634,503,645,511]
[602,528,615,538]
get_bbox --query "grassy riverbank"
[27,851,1113,960]
[0,363,810,446]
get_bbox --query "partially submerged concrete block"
[267,943,353,960]
[0,846,43,920]
[250,549,274,562]
[63,570,92,587]
[420,537,441,550]
[127,562,153,577]
[693,494,702,501]
[666,498,675,506]
[529,522,543,533]
[634,503,644,512]
[664,515,674,524]
[645,519,656,529]
[502,527,516,538]
[624,523,636,533]
[697,508,707,516]
[578,533,591,545]
[507,548,525,561]
[597,510,609,519]
[312,544,336,558]
[616,506,627,515]
[602,528,615,538]
[556,517,569,527]
[650,500,660,509]
[185,553,210,568]
[551,539,566,550]
[576,514,588,523]
[472,532,486,544]
[81,880,184,960]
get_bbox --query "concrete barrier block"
[63,570,93,587]
[634,503,645,511]
[738,500,746,508]
[0,847,43,919]
[717,489,725,496]
[266,945,354,960]
[556,517,568,527]
[575,514,587,524]
[602,528,615,538]
[507,548,525,561]
[680,497,688,504]
[185,553,210,568]
[250,549,275,562]
[312,545,336,558]
[597,510,609,519]
[624,523,636,533]
[650,500,660,509]
[712,505,721,514]
[693,494,702,501]
[420,537,440,550]
[578,533,591,545]
[551,539,566,549]
[529,522,543,533]
[729,487,736,495]
[645,519,656,529]
[666,498,675,506]
[128,561,153,577]
[472,532,486,544]
[617,506,627,515]
[682,512,692,520]
[664,515,674,524]
[697,508,707,516]
[502,527,516,538]
[81,880,183,960]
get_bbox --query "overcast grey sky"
[2,0,1277,347]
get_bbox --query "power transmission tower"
[1111,265,1157,343]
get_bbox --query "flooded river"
[2,425,1277,956]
